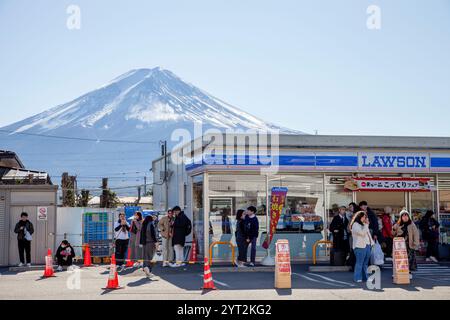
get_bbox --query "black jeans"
[18,239,31,264]
[56,255,73,266]
[426,239,439,259]
[236,235,247,263]
[115,239,129,266]
[243,237,257,264]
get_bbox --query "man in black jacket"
[359,201,380,241]
[140,214,157,278]
[329,206,350,265]
[171,206,192,267]
[14,212,34,267]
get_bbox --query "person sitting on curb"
[55,240,75,271]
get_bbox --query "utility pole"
[144,176,147,194]
[100,178,109,208]
[161,140,168,211]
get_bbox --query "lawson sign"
[358,153,429,170]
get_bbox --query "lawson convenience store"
[152,134,450,263]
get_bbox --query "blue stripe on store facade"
[430,157,450,168]
[185,155,450,171]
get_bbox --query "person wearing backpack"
[14,212,34,267]
[170,206,192,267]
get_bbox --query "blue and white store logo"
[359,153,429,169]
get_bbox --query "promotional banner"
[262,187,288,249]
[344,177,431,192]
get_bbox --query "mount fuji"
[0,67,302,194]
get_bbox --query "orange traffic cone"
[201,257,216,290]
[43,248,55,278]
[189,237,198,264]
[103,254,121,290]
[125,248,133,267]
[83,244,92,267]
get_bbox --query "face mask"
[61,245,66,249]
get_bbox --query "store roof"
[0,166,52,185]
[0,150,25,168]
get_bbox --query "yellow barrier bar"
[312,240,333,265]
[209,241,235,266]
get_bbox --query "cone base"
[102,286,123,290]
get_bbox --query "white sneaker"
[143,267,154,278]
[248,262,255,267]
[180,263,186,267]
[356,280,362,283]
[169,263,180,268]
[409,273,413,280]
[426,258,432,262]
[26,263,31,267]
[237,263,247,268]
[18,263,24,267]
[430,256,439,263]
[56,266,63,272]
[162,262,169,267]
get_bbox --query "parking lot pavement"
[0,263,449,300]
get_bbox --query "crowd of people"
[13,200,441,284]
[329,201,441,282]
[111,205,192,278]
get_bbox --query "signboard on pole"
[392,237,410,284]
[344,177,431,192]
[37,207,48,221]
[262,187,288,249]
[275,239,291,288]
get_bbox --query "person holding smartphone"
[114,212,130,272]
[14,212,34,267]
[350,211,373,283]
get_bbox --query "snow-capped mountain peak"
[4,67,301,136]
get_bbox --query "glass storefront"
[192,175,205,257]
[208,174,267,261]
[200,172,446,262]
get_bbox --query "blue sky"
[0,0,449,136]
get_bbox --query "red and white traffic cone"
[201,257,216,290]
[43,249,55,278]
[83,244,92,267]
[103,254,121,290]
[125,248,133,267]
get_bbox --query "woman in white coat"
[350,211,374,283]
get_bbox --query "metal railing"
[209,241,235,266]
[312,240,333,265]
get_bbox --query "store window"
[268,175,325,260]
[208,174,267,261]
[438,176,450,245]
[192,175,204,257]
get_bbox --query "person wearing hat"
[393,210,420,279]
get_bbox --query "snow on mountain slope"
[0,67,303,194]
[4,67,301,136]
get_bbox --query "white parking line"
[292,273,343,287]
[197,275,230,288]
[306,273,355,287]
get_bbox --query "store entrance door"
[355,191,406,220]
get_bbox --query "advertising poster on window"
[344,177,431,192]
[262,187,288,249]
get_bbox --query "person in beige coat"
[393,210,420,278]
[158,209,174,267]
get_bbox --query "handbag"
[370,240,385,265]
[24,227,33,241]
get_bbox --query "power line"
[0,129,161,144]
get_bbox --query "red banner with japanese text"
[262,187,288,249]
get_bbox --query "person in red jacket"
[381,207,393,258]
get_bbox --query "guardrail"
[209,241,236,266]
[312,240,333,265]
